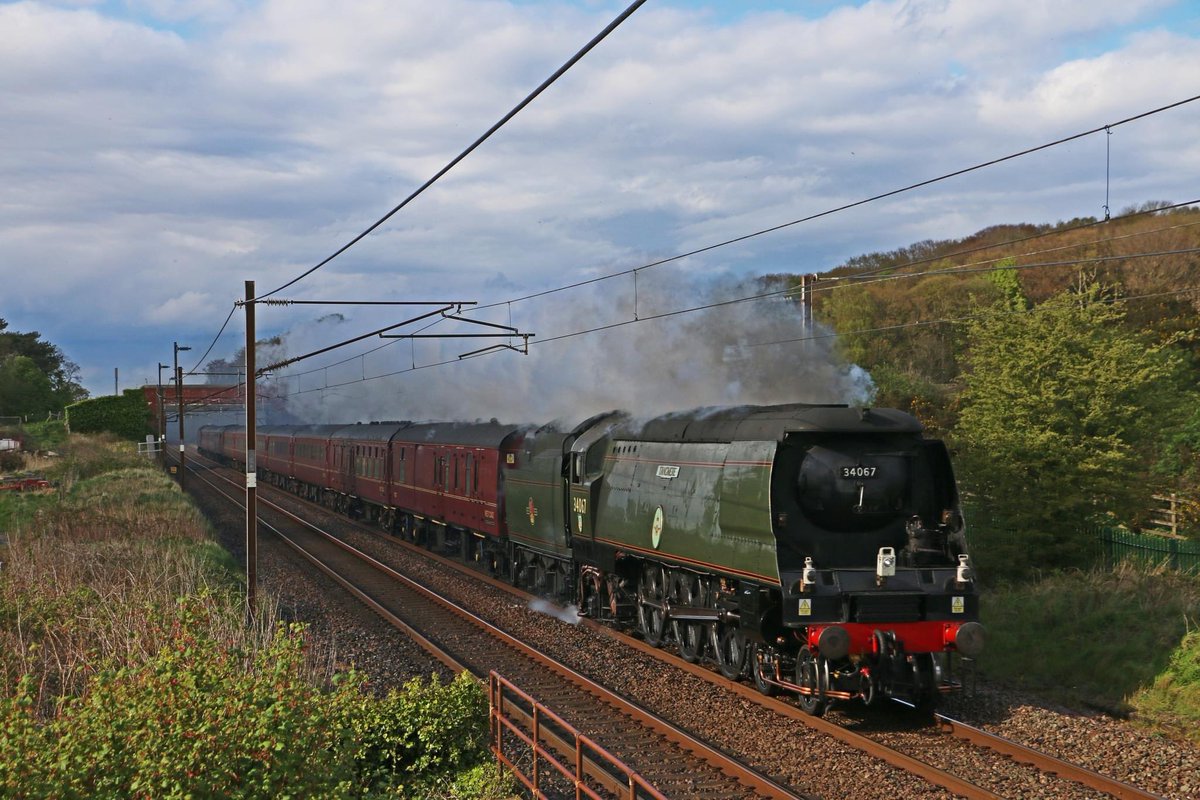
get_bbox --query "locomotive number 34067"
[840,466,878,479]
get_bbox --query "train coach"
[198,402,983,715]
[200,419,526,563]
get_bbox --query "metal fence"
[1096,527,1200,574]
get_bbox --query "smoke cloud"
[246,268,874,426]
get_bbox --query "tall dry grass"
[0,440,287,715]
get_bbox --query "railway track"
[182,451,1170,800]
[186,455,799,799]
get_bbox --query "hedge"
[66,390,151,441]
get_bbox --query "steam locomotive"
[198,402,983,715]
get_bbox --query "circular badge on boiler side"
[651,505,664,549]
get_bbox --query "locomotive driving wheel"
[637,564,668,646]
[671,572,705,663]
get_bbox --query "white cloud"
[1,0,1197,401]
[144,290,214,324]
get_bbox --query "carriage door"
[343,441,355,496]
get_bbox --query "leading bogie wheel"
[795,646,829,717]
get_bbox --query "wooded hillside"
[773,201,1200,569]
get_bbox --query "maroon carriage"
[389,422,523,556]
[327,423,411,519]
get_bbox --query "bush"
[1133,629,1200,745]
[0,610,500,799]
[0,434,508,799]
[44,434,143,487]
[1,607,360,799]
[22,420,67,451]
[340,672,493,797]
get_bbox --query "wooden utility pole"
[244,280,258,617]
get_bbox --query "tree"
[0,355,56,419]
[954,283,1193,571]
[0,319,88,412]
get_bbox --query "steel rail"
[184,454,801,800]
[935,714,1167,800]
[185,459,466,673]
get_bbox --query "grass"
[1133,629,1200,745]
[980,563,1200,743]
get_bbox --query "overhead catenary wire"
[185,304,238,376]
[462,95,1200,315]
[742,286,1200,350]
[825,198,1200,284]
[831,219,1200,293]
[253,0,649,303]
[271,203,1200,383]
[273,284,1199,399]
[271,246,1200,398]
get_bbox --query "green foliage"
[1155,404,1200,535]
[1134,629,1200,745]
[983,258,1026,311]
[2,607,359,799]
[817,272,999,385]
[981,565,1200,731]
[0,319,87,414]
[955,283,1193,570]
[865,364,953,434]
[44,433,144,485]
[339,672,494,798]
[0,356,55,420]
[66,390,151,441]
[0,617,498,799]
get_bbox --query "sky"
[2,0,1199,423]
